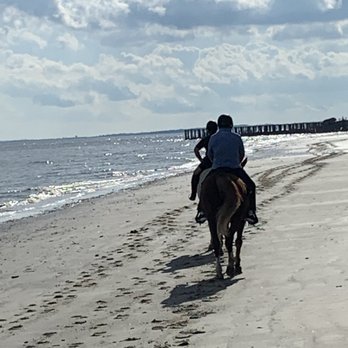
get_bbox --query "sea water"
[0,130,342,223]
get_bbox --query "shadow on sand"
[161,276,244,307]
[162,252,214,273]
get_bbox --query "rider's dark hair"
[206,120,218,135]
[217,114,233,128]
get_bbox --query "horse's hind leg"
[234,224,245,275]
[207,237,223,255]
[207,218,223,279]
[225,231,235,277]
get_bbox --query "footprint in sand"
[42,331,57,337]
[8,324,23,331]
[94,305,107,312]
[113,306,130,320]
[36,340,50,345]
[90,323,107,330]
[114,314,129,320]
[110,260,123,267]
[71,314,88,325]
[66,294,77,299]
[174,274,185,279]
[141,266,155,274]
[139,298,152,304]
[91,331,106,337]
[122,337,141,343]
[26,308,36,313]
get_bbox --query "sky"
[1,0,348,140]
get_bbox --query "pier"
[184,118,348,140]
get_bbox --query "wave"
[0,161,197,223]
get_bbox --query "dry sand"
[0,134,348,348]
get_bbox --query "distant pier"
[184,118,348,140]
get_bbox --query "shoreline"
[0,135,348,347]
[1,131,347,226]
[0,169,195,226]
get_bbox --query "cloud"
[33,93,75,107]
[54,0,130,29]
[1,6,50,49]
[1,0,348,140]
[1,0,348,37]
[125,0,348,29]
[268,22,348,41]
[77,78,137,102]
[0,50,139,106]
[57,32,82,51]
[142,97,196,113]
[1,0,345,31]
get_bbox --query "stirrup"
[195,211,207,224]
[246,211,258,225]
[188,193,196,201]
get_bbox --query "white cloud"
[19,31,47,48]
[55,0,130,29]
[319,0,342,11]
[1,0,348,139]
[57,32,82,51]
[216,0,272,11]
[268,22,346,41]
[1,6,49,48]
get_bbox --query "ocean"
[0,130,341,223]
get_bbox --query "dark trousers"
[213,167,256,211]
[191,157,212,198]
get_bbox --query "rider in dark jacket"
[189,120,218,201]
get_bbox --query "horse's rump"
[201,171,247,209]
[201,171,248,237]
[215,172,247,203]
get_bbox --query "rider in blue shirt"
[208,114,258,225]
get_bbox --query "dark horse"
[200,170,249,279]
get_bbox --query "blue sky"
[1,0,348,140]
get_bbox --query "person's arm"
[239,137,245,164]
[207,137,214,162]
[194,139,205,162]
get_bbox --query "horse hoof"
[216,272,224,280]
[226,266,235,278]
[235,266,242,275]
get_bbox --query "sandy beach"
[1,133,348,348]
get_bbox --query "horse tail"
[216,175,244,239]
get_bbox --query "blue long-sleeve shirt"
[208,128,245,169]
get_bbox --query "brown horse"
[200,170,249,279]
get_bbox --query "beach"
[1,134,348,348]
